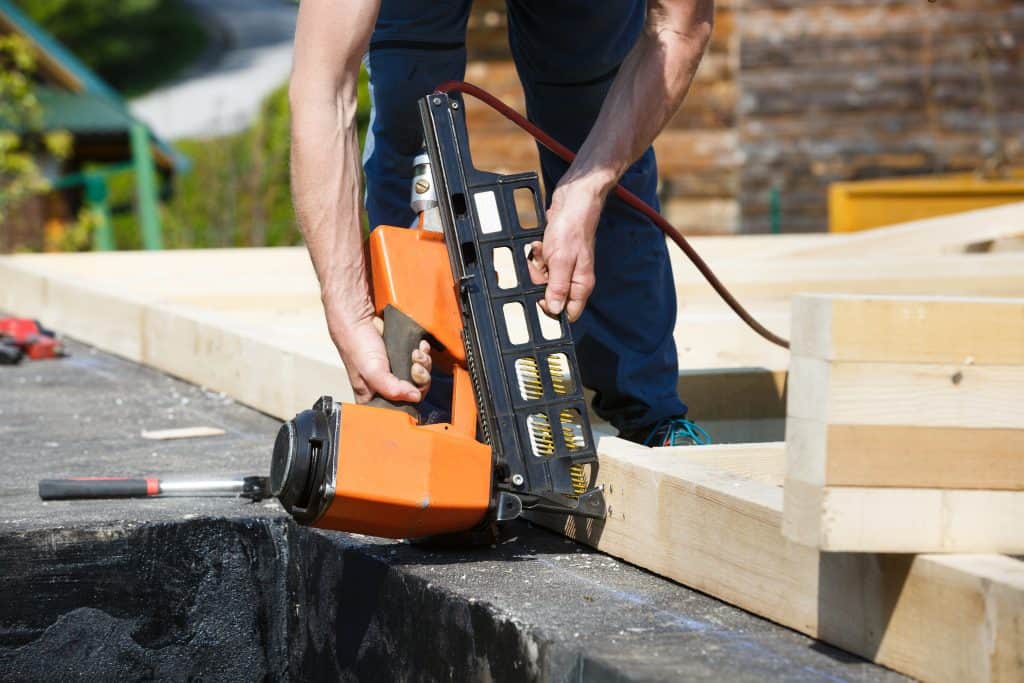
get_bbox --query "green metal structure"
[0,0,187,250]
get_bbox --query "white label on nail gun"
[474,191,502,234]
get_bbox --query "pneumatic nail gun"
[270,92,606,539]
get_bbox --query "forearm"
[291,88,369,327]
[289,0,379,330]
[562,0,714,197]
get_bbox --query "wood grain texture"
[783,479,1024,553]
[784,293,1024,550]
[531,439,1024,683]
[787,418,1024,489]
[783,202,1024,260]
[788,355,1024,429]
[675,253,1024,303]
[791,293,1024,364]
[0,251,350,420]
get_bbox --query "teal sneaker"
[620,415,712,447]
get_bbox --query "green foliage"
[14,0,206,95]
[142,68,372,249]
[50,205,99,251]
[0,34,70,223]
[154,84,296,248]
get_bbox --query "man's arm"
[530,0,714,321]
[290,0,429,403]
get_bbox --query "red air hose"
[434,80,790,350]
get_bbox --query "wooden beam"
[0,254,350,420]
[787,419,1024,489]
[783,294,1024,552]
[531,440,1024,683]
[783,479,1024,553]
[0,252,792,409]
[790,293,1024,365]
[674,301,790,369]
[780,201,1024,260]
[670,233,838,266]
[787,356,1024,430]
[675,253,1024,303]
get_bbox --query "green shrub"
[0,35,71,228]
[151,68,371,249]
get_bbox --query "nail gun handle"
[367,304,427,419]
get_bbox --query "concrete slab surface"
[0,338,908,682]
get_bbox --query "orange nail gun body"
[271,92,605,540]
[317,227,492,538]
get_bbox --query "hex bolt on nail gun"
[270,92,606,539]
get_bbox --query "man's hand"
[526,179,604,322]
[328,311,432,404]
[523,0,713,325]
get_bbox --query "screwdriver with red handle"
[38,475,271,501]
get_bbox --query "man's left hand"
[526,180,604,323]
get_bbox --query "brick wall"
[462,0,1023,234]
[738,0,1024,232]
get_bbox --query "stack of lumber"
[2,203,1024,683]
[533,440,1024,683]
[783,293,1024,553]
[672,201,1024,370]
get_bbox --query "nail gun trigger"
[495,491,523,522]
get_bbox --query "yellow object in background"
[829,169,1024,232]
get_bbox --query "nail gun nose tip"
[270,399,337,525]
[270,420,295,498]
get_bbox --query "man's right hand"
[328,312,432,404]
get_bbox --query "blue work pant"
[363,0,685,431]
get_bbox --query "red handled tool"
[38,476,271,501]
[0,318,64,365]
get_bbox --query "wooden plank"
[0,251,790,397]
[783,479,1024,553]
[791,293,1024,365]
[670,233,837,265]
[141,304,350,420]
[0,258,149,362]
[141,426,226,440]
[531,439,1024,683]
[674,299,790,369]
[675,253,1024,303]
[782,201,1024,260]
[0,253,350,420]
[788,355,1024,430]
[786,418,1024,490]
[674,203,1023,268]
